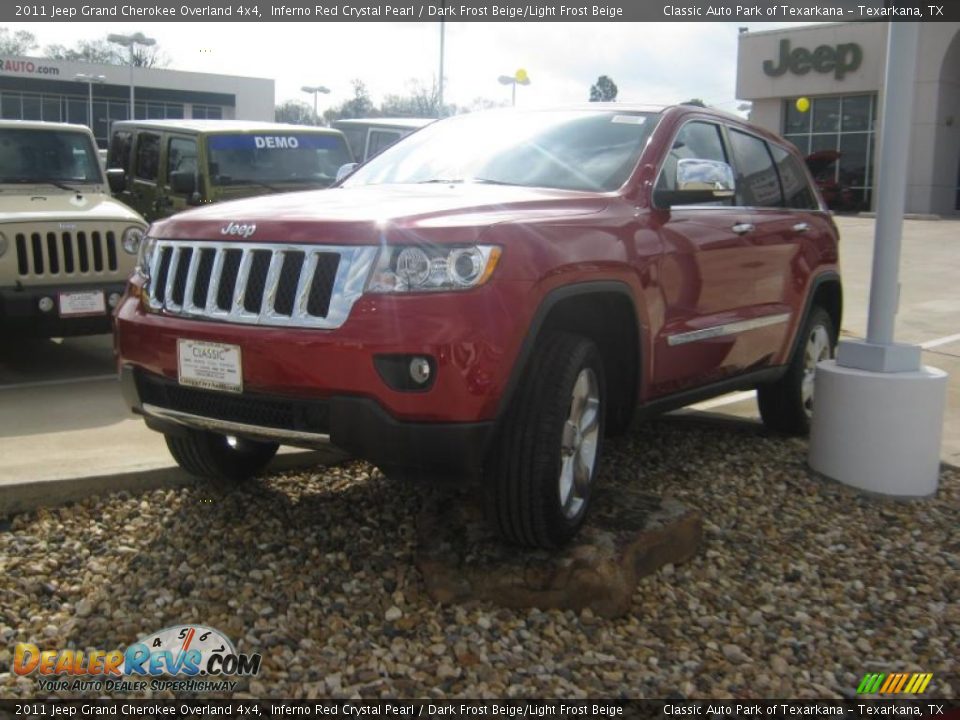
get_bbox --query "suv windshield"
[342,110,658,193]
[0,128,102,184]
[207,132,353,188]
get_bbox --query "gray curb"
[0,447,350,518]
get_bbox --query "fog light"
[409,357,431,385]
[38,296,54,313]
[108,292,121,309]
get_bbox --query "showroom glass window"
[782,94,875,212]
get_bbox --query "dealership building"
[737,22,960,216]
[0,55,274,148]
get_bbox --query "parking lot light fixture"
[73,73,106,132]
[498,69,530,106]
[301,85,330,125]
[107,32,156,120]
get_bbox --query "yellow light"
[515,68,529,84]
[796,97,811,113]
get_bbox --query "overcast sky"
[10,22,806,112]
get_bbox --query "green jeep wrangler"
[106,120,353,221]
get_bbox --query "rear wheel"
[758,306,836,435]
[165,429,279,491]
[485,332,605,548]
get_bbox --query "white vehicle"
[332,118,434,162]
[0,120,148,336]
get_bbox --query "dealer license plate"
[177,339,243,394]
[58,291,106,317]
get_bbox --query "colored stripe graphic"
[857,673,884,694]
[859,672,933,694]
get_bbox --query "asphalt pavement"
[0,216,957,513]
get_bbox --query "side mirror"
[654,159,736,208]
[169,170,197,195]
[336,163,358,183]
[106,168,126,194]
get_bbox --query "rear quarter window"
[769,143,818,210]
[729,129,783,208]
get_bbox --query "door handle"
[732,223,755,235]
[792,222,810,232]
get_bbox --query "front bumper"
[121,365,494,475]
[0,282,126,336]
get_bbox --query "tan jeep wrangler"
[0,120,148,336]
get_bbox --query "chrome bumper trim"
[141,403,332,448]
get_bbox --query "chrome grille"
[14,230,118,277]
[146,241,378,329]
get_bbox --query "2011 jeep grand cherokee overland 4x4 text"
[115,105,841,548]
[0,121,148,336]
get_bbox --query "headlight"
[122,226,146,255]
[0,232,7,258]
[367,245,501,293]
[136,236,157,277]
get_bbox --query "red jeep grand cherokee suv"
[115,105,841,548]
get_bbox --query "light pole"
[438,17,445,117]
[107,32,156,120]
[300,85,330,125]
[73,73,105,132]
[497,69,530,106]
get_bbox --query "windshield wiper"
[414,178,521,186]
[219,178,283,192]
[0,178,86,193]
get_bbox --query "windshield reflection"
[342,110,658,193]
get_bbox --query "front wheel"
[485,332,606,548]
[165,429,279,491]
[757,306,836,435]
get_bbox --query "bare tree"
[44,37,169,67]
[0,28,38,55]
[322,80,377,124]
[275,100,317,126]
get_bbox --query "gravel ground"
[1,415,958,700]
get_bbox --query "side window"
[769,143,817,210]
[367,129,402,159]
[109,131,132,171]
[166,136,198,184]
[134,133,160,182]
[656,121,728,194]
[729,129,783,208]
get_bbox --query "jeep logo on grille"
[220,222,257,238]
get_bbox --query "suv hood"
[153,183,609,243]
[0,188,146,225]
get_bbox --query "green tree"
[682,98,708,107]
[0,28,38,55]
[589,75,618,102]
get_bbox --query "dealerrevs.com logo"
[12,625,261,693]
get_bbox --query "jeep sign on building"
[737,22,960,216]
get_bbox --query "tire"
[757,306,836,436]
[485,332,606,549]
[165,429,279,491]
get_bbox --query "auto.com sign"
[0,58,61,75]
